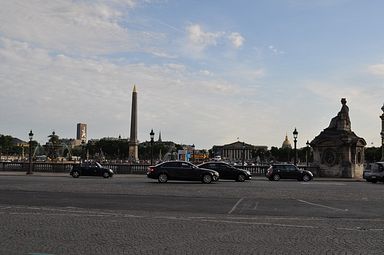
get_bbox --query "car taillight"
[147,166,155,173]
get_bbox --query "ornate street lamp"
[380,104,384,161]
[27,130,34,175]
[150,129,155,165]
[242,142,246,166]
[306,140,310,167]
[293,128,298,165]
[81,139,85,162]
[191,144,195,163]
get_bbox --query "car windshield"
[371,163,384,172]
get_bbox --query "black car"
[198,162,251,182]
[363,162,384,183]
[147,161,219,184]
[265,164,313,181]
[70,162,114,178]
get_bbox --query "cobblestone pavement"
[0,175,383,254]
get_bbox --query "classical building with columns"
[211,141,267,162]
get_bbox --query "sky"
[0,0,383,150]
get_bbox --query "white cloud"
[186,24,223,51]
[367,64,384,76]
[185,24,245,54]
[228,32,245,48]
[268,45,284,55]
[0,37,264,148]
[0,1,161,56]
[200,70,212,76]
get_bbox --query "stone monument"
[381,104,384,161]
[128,85,139,162]
[310,98,366,178]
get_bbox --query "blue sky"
[0,0,383,149]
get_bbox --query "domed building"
[282,134,292,149]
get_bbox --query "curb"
[0,171,365,182]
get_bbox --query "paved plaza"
[0,174,383,254]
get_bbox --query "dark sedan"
[265,164,313,181]
[147,161,219,184]
[198,162,251,182]
[70,162,114,178]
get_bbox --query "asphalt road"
[0,174,383,254]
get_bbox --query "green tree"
[365,147,381,163]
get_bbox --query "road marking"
[228,197,244,214]
[2,204,384,232]
[301,182,346,185]
[297,199,348,212]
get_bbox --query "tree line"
[0,134,382,163]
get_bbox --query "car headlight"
[246,171,251,175]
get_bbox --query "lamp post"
[293,128,298,165]
[150,129,154,165]
[191,144,195,163]
[27,130,33,175]
[81,140,85,162]
[242,142,245,167]
[306,140,310,167]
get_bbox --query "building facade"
[212,141,267,163]
[76,123,87,142]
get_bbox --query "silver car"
[363,162,384,183]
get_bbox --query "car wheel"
[158,173,168,183]
[236,174,246,182]
[272,174,280,181]
[102,172,110,178]
[202,174,213,184]
[302,174,311,182]
[72,171,80,178]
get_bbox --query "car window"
[181,162,192,168]
[286,165,297,172]
[371,163,382,172]
[204,164,216,169]
[274,165,284,171]
[161,162,180,168]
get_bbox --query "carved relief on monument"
[321,148,338,167]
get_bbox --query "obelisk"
[128,85,138,162]
[380,104,384,161]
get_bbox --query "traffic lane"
[0,190,234,215]
[0,189,383,219]
[1,175,382,203]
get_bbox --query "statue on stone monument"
[327,98,351,131]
